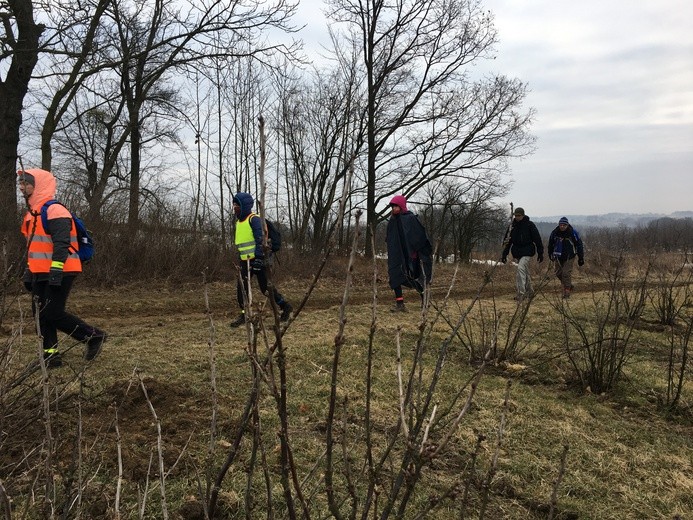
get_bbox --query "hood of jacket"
[18,168,57,213]
[233,192,254,220]
[389,195,408,212]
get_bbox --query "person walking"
[229,192,293,327]
[501,207,544,301]
[385,195,433,312]
[18,169,106,368]
[548,216,585,298]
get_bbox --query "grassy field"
[1,255,691,519]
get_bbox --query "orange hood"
[18,168,57,213]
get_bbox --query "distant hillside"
[534,211,693,229]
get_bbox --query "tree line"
[1,0,534,260]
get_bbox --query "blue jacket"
[548,225,584,262]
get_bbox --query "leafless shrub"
[557,254,638,393]
[649,255,692,326]
[664,315,692,411]
[618,257,652,321]
[453,269,551,364]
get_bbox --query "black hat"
[18,171,35,186]
[514,207,525,216]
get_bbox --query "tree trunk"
[0,1,43,236]
[128,113,141,235]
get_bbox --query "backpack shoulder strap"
[40,200,61,229]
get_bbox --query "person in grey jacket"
[501,207,544,300]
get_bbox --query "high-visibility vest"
[22,212,82,273]
[235,213,258,260]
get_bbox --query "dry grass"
[1,257,692,519]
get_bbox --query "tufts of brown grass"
[0,256,691,518]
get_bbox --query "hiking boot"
[85,333,107,361]
[280,303,293,322]
[230,313,246,328]
[563,286,572,299]
[44,352,63,369]
[390,302,407,313]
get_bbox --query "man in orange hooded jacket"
[18,168,106,368]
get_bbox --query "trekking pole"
[501,202,514,247]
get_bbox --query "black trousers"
[236,262,286,310]
[30,275,101,353]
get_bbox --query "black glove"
[48,268,63,287]
[537,255,544,263]
[501,256,507,264]
[250,258,264,272]
[23,269,33,292]
[578,258,584,266]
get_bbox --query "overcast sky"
[294,0,693,217]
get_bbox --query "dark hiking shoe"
[390,302,407,313]
[280,303,293,322]
[86,334,107,361]
[229,314,246,328]
[44,352,63,369]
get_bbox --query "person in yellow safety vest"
[229,192,293,327]
[18,168,107,368]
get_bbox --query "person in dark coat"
[385,195,433,312]
[501,207,544,301]
[548,216,585,298]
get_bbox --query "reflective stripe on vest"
[22,213,82,273]
[235,213,257,260]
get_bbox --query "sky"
[293,0,693,217]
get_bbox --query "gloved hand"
[578,258,585,266]
[250,257,265,272]
[501,256,507,264]
[23,269,33,293]
[49,267,63,287]
[537,255,544,263]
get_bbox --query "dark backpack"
[40,200,95,263]
[266,220,282,253]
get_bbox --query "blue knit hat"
[559,216,569,225]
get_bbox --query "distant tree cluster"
[584,218,693,254]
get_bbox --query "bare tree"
[276,61,365,250]
[0,0,44,235]
[326,0,535,256]
[35,0,111,172]
[22,0,301,233]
